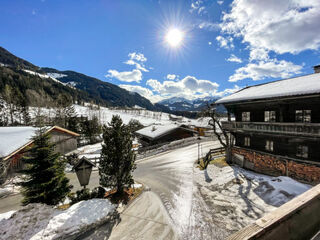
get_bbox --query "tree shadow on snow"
[204,169,212,183]
[232,168,261,220]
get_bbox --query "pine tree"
[20,129,72,205]
[99,115,136,194]
[65,105,78,132]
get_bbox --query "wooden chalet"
[135,124,196,147]
[0,126,79,173]
[216,65,320,184]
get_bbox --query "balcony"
[221,121,320,137]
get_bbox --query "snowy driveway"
[133,141,222,240]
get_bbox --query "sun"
[165,28,184,47]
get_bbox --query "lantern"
[74,157,95,188]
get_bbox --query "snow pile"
[194,164,311,234]
[0,210,16,221]
[0,199,115,240]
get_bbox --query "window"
[242,112,250,122]
[295,110,311,123]
[244,137,250,147]
[265,140,274,151]
[296,145,308,158]
[264,111,276,122]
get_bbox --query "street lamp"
[74,157,95,189]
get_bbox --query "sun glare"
[165,28,184,47]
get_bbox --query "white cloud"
[199,21,219,31]
[215,85,241,97]
[166,74,177,80]
[119,84,164,103]
[220,0,320,54]
[124,59,148,72]
[217,1,223,5]
[106,69,142,83]
[229,59,303,82]
[124,52,149,72]
[208,41,212,45]
[227,54,242,63]
[106,52,149,82]
[249,48,269,61]
[216,35,234,49]
[128,52,147,62]
[146,76,219,100]
[190,0,206,15]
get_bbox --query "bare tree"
[203,103,234,164]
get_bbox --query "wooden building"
[135,124,196,147]
[0,126,79,173]
[216,66,320,184]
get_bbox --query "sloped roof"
[135,124,192,140]
[216,73,320,104]
[0,126,79,160]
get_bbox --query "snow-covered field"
[194,164,311,236]
[0,199,115,240]
[29,104,210,128]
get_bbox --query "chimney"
[313,65,320,73]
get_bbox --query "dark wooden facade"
[222,95,320,163]
[220,94,320,183]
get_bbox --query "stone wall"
[231,147,320,184]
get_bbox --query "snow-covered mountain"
[158,96,223,112]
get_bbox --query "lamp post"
[197,136,201,164]
[74,157,95,189]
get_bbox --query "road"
[132,141,222,240]
[0,140,222,239]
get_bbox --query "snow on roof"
[135,124,180,139]
[0,126,79,159]
[0,127,37,158]
[216,73,320,104]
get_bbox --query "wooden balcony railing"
[221,121,320,137]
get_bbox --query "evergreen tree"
[65,105,78,132]
[127,119,144,133]
[20,129,72,205]
[99,115,136,194]
[80,115,101,144]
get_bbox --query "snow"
[46,72,67,79]
[135,124,180,139]
[216,72,320,104]
[23,69,68,87]
[194,164,311,234]
[0,210,16,221]
[0,199,115,240]
[0,176,22,197]
[0,126,37,158]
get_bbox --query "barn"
[0,126,79,173]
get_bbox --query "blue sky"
[1,0,320,103]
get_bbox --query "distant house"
[135,124,196,147]
[0,126,79,173]
[216,65,320,184]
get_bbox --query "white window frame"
[265,140,274,152]
[242,112,250,122]
[244,137,250,147]
[295,110,311,123]
[264,111,276,122]
[296,145,308,158]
